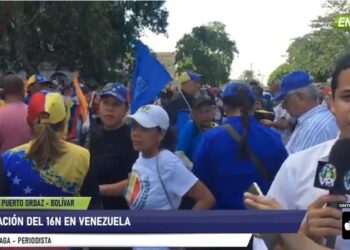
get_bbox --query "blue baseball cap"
[222,82,256,102]
[274,70,314,101]
[177,70,202,84]
[27,74,51,87]
[187,70,201,82]
[100,82,127,103]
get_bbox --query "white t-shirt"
[273,103,294,145]
[125,149,198,210]
[254,138,350,250]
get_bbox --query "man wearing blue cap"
[88,83,138,213]
[25,74,54,103]
[274,70,338,154]
[164,70,202,132]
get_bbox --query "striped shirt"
[286,104,339,154]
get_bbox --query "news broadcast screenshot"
[0,0,350,249]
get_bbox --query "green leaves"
[175,21,238,85]
[268,63,293,85]
[0,1,168,83]
[286,28,350,82]
[239,70,255,83]
[269,0,350,83]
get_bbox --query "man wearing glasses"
[274,70,338,154]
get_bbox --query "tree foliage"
[175,21,238,85]
[267,63,294,85]
[284,0,350,82]
[239,70,255,82]
[0,1,168,82]
[311,0,350,29]
[287,29,350,82]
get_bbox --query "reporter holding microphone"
[244,193,346,250]
[251,52,350,250]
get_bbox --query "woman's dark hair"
[249,80,260,87]
[223,84,255,158]
[251,85,263,99]
[331,52,350,97]
[193,93,215,110]
[158,126,177,152]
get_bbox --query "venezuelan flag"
[72,73,88,123]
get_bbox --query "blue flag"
[131,40,173,114]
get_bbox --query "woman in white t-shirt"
[99,104,215,208]
[100,104,215,250]
[124,104,215,210]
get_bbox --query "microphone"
[314,138,350,248]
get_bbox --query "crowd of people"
[0,49,349,250]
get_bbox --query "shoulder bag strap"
[223,124,273,183]
[156,155,176,209]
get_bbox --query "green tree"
[0,1,168,82]
[239,70,255,82]
[268,63,294,85]
[311,0,350,29]
[175,21,238,85]
[287,29,350,82]
[285,0,350,82]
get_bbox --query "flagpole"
[179,89,192,114]
[174,72,192,113]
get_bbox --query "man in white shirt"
[253,53,350,249]
[273,70,338,154]
[262,103,295,145]
[253,139,347,249]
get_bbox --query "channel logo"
[342,212,350,239]
[345,221,350,231]
[334,14,350,30]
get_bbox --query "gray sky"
[141,0,327,84]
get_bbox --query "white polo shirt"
[254,138,350,250]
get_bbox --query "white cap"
[126,104,169,130]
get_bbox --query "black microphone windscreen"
[314,139,350,193]
[320,139,350,249]
[329,138,350,194]
[329,138,350,168]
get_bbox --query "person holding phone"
[244,192,337,250]
[252,52,350,250]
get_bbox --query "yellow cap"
[174,72,191,89]
[27,74,37,87]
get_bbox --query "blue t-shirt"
[176,121,203,161]
[176,109,191,135]
[193,116,288,209]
